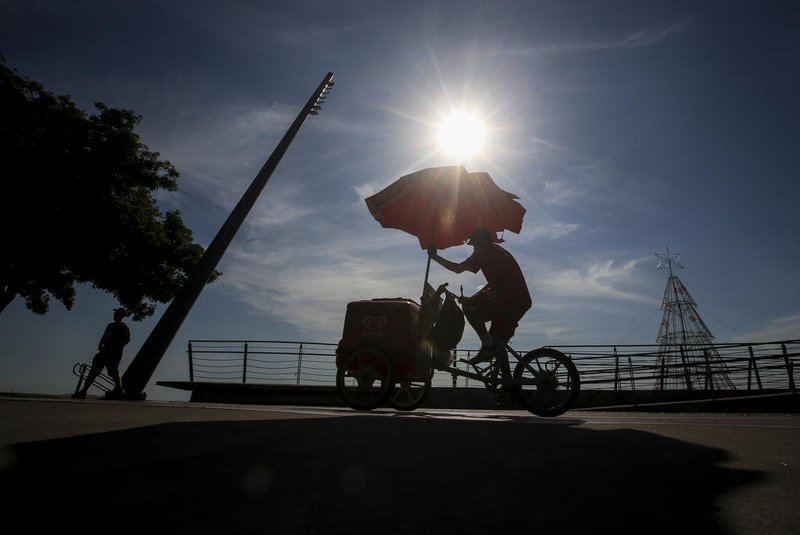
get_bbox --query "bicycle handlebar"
[435,282,465,303]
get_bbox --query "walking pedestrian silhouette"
[72,307,131,399]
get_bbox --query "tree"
[0,55,219,320]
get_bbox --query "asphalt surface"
[1,396,798,534]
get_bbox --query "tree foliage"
[0,55,219,320]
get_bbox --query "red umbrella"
[365,165,526,289]
[365,165,525,250]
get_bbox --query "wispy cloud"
[275,19,376,49]
[220,239,425,338]
[529,136,573,156]
[155,102,297,206]
[354,182,380,203]
[735,314,800,343]
[536,257,658,304]
[153,98,365,199]
[539,180,581,206]
[506,22,686,55]
[594,23,686,50]
[518,221,582,241]
[518,132,622,210]
[246,185,318,229]
[516,319,570,341]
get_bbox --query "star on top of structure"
[655,246,683,275]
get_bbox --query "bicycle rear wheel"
[513,348,580,417]
[336,347,393,411]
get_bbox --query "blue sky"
[1,0,798,400]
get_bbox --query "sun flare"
[436,111,486,160]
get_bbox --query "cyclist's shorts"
[463,286,531,342]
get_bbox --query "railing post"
[297,343,304,385]
[465,350,470,388]
[748,345,762,390]
[628,356,635,392]
[783,344,796,393]
[703,349,714,391]
[188,342,194,383]
[243,342,248,384]
[613,347,619,391]
[451,350,458,387]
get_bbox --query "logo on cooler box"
[362,315,387,337]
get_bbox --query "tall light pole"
[122,72,335,399]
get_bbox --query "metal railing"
[186,339,799,392]
[549,340,797,392]
[188,340,338,385]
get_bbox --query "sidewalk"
[1,396,797,534]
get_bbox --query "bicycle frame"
[435,345,520,389]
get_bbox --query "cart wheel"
[513,348,580,417]
[387,377,432,411]
[336,348,393,411]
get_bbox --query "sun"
[436,111,486,160]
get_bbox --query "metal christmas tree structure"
[654,247,734,390]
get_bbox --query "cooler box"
[336,298,430,380]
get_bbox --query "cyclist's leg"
[487,314,517,349]
[489,298,531,343]
[462,305,489,339]
[463,289,496,363]
[487,301,530,370]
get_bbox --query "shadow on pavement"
[0,415,759,533]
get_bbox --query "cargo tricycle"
[335,283,580,416]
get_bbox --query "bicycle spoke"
[387,378,431,410]
[513,348,580,417]
[523,361,539,377]
[337,348,393,411]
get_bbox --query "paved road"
[1,397,798,534]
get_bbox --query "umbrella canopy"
[365,165,526,250]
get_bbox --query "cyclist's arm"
[428,248,472,274]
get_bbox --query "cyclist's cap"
[467,228,503,245]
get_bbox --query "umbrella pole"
[422,200,440,296]
[423,254,433,293]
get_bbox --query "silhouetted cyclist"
[428,227,532,365]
